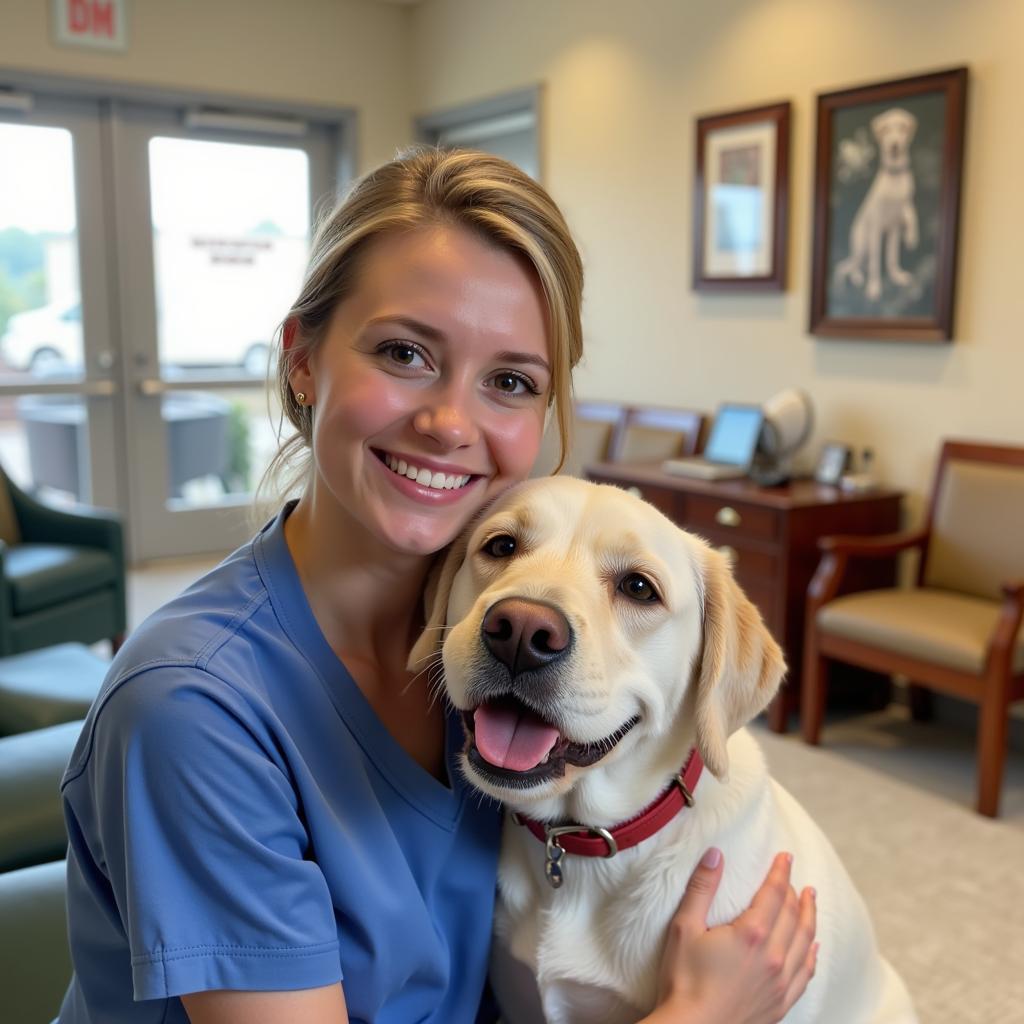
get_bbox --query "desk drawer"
[713,543,778,585]
[687,495,780,543]
[617,482,680,521]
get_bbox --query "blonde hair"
[261,146,584,504]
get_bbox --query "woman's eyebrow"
[494,351,550,372]
[365,314,445,341]
[365,315,550,372]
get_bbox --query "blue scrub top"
[57,503,502,1023]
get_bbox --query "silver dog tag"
[544,838,565,889]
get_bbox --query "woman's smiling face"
[289,223,552,556]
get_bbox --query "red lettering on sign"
[92,1,115,38]
[65,0,118,39]
[69,0,90,32]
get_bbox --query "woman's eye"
[483,534,517,558]
[618,573,659,602]
[489,371,539,396]
[379,341,427,368]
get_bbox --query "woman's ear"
[691,544,787,779]
[284,319,316,405]
[406,529,473,673]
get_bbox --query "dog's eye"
[483,534,517,558]
[619,573,659,602]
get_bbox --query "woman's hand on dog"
[646,849,818,1024]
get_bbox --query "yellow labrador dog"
[411,477,916,1024]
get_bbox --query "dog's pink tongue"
[473,703,560,771]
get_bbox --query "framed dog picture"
[809,67,967,341]
[693,101,790,291]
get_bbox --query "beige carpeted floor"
[129,559,1024,1024]
[754,712,1024,1024]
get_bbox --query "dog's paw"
[865,278,882,301]
[889,269,913,288]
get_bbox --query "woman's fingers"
[782,939,820,1015]
[672,848,725,934]
[736,852,793,946]
[780,888,818,989]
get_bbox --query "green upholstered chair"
[0,723,80,1021]
[0,859,72,1024]
[802,440,1024,817]
[0,643,108,736]
[0,720,81,872]
[0,464,126,658]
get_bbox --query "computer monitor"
[704,404,764,467]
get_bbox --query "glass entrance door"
[110,101,336,560]
[0,95,121,513]
[0,86,342,561]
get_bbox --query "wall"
[3,0,1021,519]
[0,0,415,171]
[411,0,1024,522]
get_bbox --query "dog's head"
[871,107,917,171]
[409,477,785,812]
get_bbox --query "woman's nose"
[412,399,480,449]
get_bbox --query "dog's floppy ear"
[692,545,787,779]
[406,529,473,673]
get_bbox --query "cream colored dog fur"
[411,477,916,1024]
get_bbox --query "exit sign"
[53,0,128,51]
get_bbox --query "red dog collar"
[513,749,704,888]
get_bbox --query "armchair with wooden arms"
[801,440,1024,817]
[608,405,705,463]
[532,400,626,478]
[0,464,126,657]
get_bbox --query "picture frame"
[814,442,853,486]
[693,101,790,291]
[809,67,968,341]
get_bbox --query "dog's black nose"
[481,598,570,674]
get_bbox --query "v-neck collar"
[254,502,467,831]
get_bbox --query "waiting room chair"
[802,439,1024,817]
[0,859,71,1023]
[608,405,704,463]
[532,399,626,478]
[0,463,126,657]
[0,720,82,1021]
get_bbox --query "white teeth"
[382,453,472,491]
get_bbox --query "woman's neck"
[283,488,435,677]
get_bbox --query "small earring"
[295,392,307,405]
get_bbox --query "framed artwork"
[814,442,853,486]
[693,101,790,291]
[809,67,968,341]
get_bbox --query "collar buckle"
[544,825,618,889]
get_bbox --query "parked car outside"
[0,301,82,373]
[1,232,304,376]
